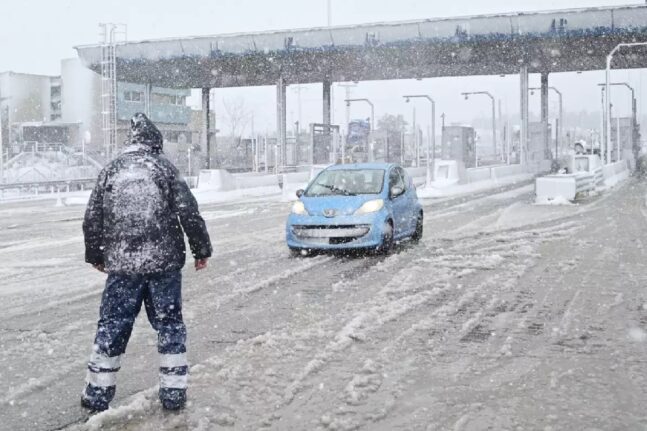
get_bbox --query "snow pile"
[628,327,647,343]
[535,195,574,206]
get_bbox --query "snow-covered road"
[2,178,646,430]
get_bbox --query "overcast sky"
[2,0,645,136]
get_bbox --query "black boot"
[159,387,186,410]
[81,384,114,412]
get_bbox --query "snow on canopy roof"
[75,4,647,88]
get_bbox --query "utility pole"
[338,83,357,129]
[291,85,307,136]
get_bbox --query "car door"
[395,167,417,234]
[388,167,408,238]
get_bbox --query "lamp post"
[403,94,436,186]
[461,91,496,162]
[605,42,647,164]
[598,82,635,163]
[529,86,562,158]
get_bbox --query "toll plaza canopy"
[75,4,647,88]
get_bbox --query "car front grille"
[292,225,370,244]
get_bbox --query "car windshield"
[305,169,385,197]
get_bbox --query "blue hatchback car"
[286,163,423,254]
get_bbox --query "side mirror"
[390,186,404,199]
[296,189,304,198]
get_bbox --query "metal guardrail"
[574,167,604,195]
[0,178,96,192]
[575,172,596,194]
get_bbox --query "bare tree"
[222,97,251,140]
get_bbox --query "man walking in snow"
[81,113,212,411]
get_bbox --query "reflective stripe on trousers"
[88,347,121,371]
[85,369,117,388]
[159,373,188,389]
[159,352,188,389]
[160,352,187,368]
[86,349,121,388]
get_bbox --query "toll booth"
[310,123,341,165]
[371,132,387,162]
[442,125,476,168]
[384,129,403,163]
[528,122,552,162]
[345,120,371,163]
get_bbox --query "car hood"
[300,195,382,217]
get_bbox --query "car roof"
[325,162,396,171]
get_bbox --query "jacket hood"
[129,112,163,153]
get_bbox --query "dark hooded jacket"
[83,113,212,274]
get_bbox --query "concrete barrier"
[197,169,237,191]
[198,169,286,191]
[466,167,492,183]
[535,174,582,202]
[491,164,524,179]
[281,171,312,201]
[233,173,279,189]
[405,166,427,186]
[536,159,629,203]
[603,160,630,187]
[434,161,459,181]
[464,164,525,184]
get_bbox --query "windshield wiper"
[317,183,356,196]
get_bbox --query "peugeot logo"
[323,209,336,218]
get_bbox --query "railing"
[574,172,597,194]
[0,178,96,193]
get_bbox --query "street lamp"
[529,86,563,159]
[605,42,647,164]
[598,81,636,163]
[403,95,435,185]
[461,91,496,163]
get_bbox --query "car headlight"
[291,201,309,215]
[354,199,384,215]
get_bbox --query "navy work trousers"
[82,270,188,410]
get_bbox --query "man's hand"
[195,258,208,271]
[92,263,106,273]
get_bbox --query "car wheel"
[411,212,423,242]
[376,221,394,255]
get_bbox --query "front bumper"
[286,211,387,250]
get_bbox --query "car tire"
[376,220,394,255]
[411,212,423,242]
